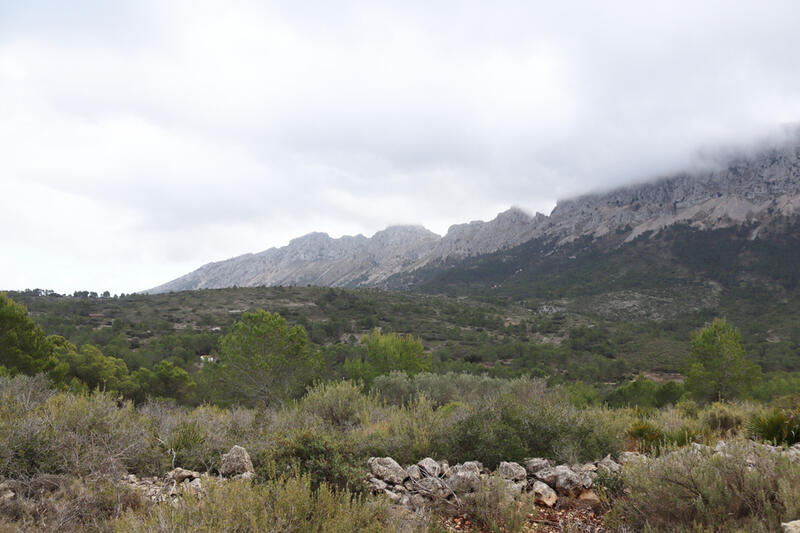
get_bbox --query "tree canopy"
[0,292,54,375]
[684,318,761,402]
[344,330,431,385]
[210,310,321,407]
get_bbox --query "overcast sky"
[2,0,800,294]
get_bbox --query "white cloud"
[1,0,799,293]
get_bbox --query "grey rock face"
[445,463,483,493]
[597,454,621,473]
[406,464,422,481]
[415,477,450,499]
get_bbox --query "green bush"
[142,402,260,475]
[359,395,450,465]
[442,389,625,467]
[255,430,367,492]
[166,421,211,472]
[749,408,800,445]
[627,408,707,454]
[300,380,375,429]
[626,420,665,454]
[701,401,744,436]
[605,440,800,532]
[372,371,515,407]
[457,475,534,533]
[0,390,157,479]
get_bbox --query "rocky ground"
[81,440,800,532]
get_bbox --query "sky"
[2,0,800,294]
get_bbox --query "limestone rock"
[233,471,255,481]
[534,465,586,497]
[783,520,800,533]
[531,480,557,507]
[525,458,551,476]
[167,467,201,483]
[368,477,388,492]
[182,477,204,496]
[415,477,450,499]
[578,489,601,505]
[406,464,422,481]
[220,445,254,477]
[417,457,441,478]
[406,493,428,510]
[368,457,407,485]
[446,463,482,493]
[597,454,621,473]
[504,479,527,496]
[498,461,526,482]
[618,451,646,464]
[384,490,402,504]
[148,140,800,295]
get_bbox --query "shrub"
[0,477,147,532]
[442,390,626,467]
[112,476,393,532]
[626,420,665,454]
[372,372,517,407]
[360,395,449,465]
[749,408,800,445]
[143,402,257,475]
[0,391,156,480]
[255,430,367,492]
[701,401,744,436]
[457,475,534,533]
[300,380,375,429]
[0,373,55,410]
[605,439,800,532]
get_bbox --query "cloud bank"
[1,0,799,293]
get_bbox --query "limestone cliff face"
[423,207,549,263]
[147,226,440,293]
[545,144,800,244]
[147,140,800,294]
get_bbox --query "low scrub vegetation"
[5,293,800,531]
[112,476,394,533]
[606,440,800,532]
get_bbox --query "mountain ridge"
[146,138,800,294]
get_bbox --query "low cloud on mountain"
[2,0,800,292]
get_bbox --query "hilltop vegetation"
[6,233,800,406]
